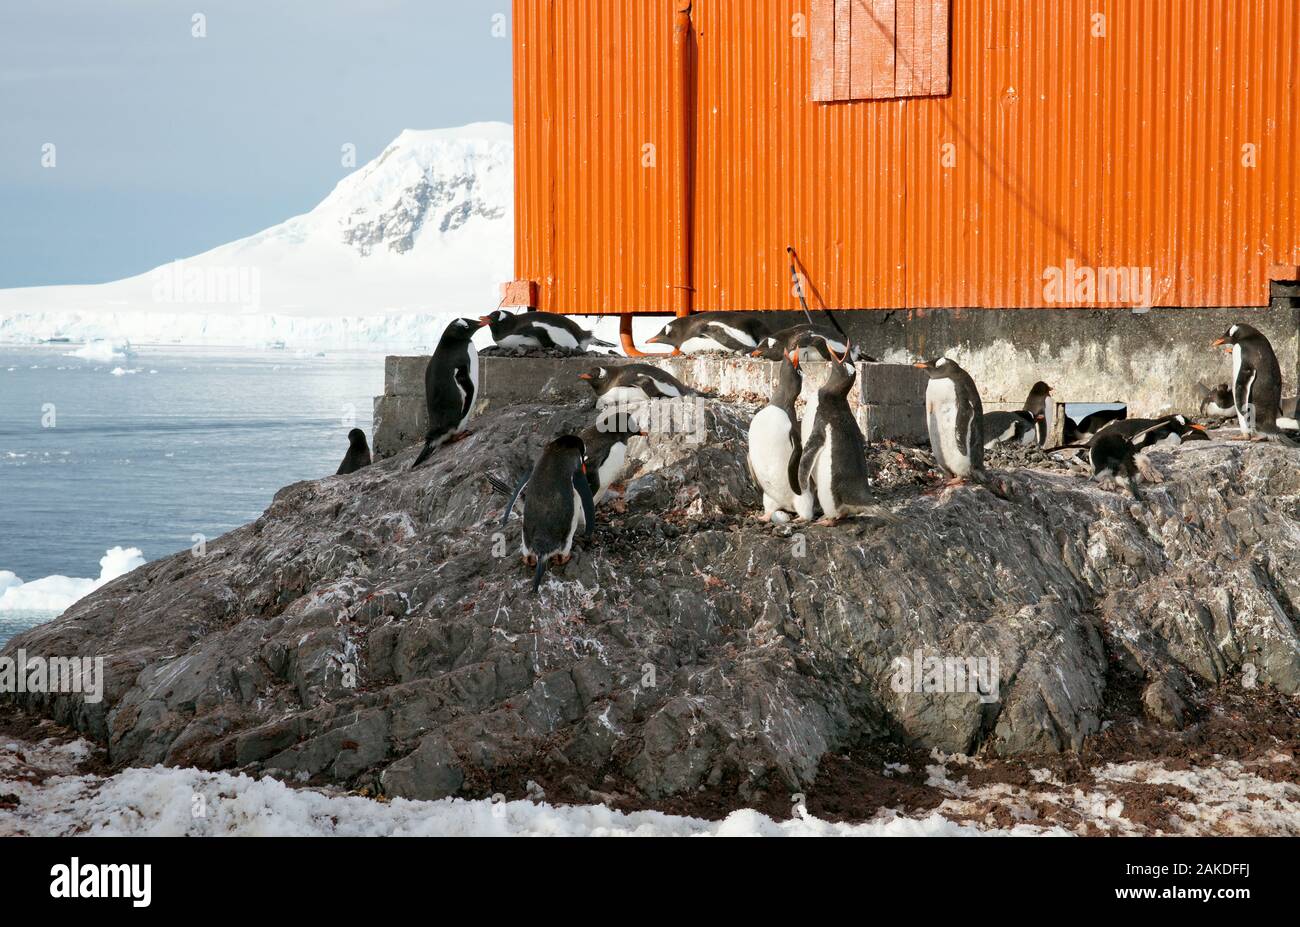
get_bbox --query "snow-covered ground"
[3,734,1294,837]
[0,736,1053,837]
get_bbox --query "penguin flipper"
[786,428,804,497]
[574,470,596,542]
[454,363,476,420]
[798,428,826,494]
[501,469,532,526]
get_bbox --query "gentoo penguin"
[748,349,815,522]
[1022,381,1053,445]
[1212,324,1296,435]
[487,417,642,507]
[750,325,875,364]
[578,413,644,503]
[1062,408,1125,444]
[799,343,876,523]
[916,358,985,483]
[1096,415,1208,449]
[981,410,1038,449]
[411,317,486,469]
[645,311,776,354]
[481,309,614,353]
[336,428,372,475]
[500,434,596,593]
[1074,407,1127,439]
[1196,382,1236,419]
[1087,432,1144,498]
[578,364,692,407]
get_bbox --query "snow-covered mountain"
[0,123,515,349]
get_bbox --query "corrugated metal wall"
[513,0,1300,312]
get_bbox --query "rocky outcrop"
[4,400,1299,806]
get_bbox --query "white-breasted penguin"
[1196,382,1236,419]
[1022,381,1053,445]
[916,358,985,483]
[578,364,692,407]
[481,309,614,352]
[645,311,776,354]
[1095,414,1208,449]
[981,410,1038,449]
[748,349,816,522]
[578,413,645,503]
[411,317,487,469]
[1212,324,1297,435]
[500,434,596,593]
[1087,432,1145,498]
[750,325,875,364]
[336,428,372,475]
[798,343,876,523]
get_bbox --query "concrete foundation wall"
[374,300,1299,458]
[837,302,1300,417]
[373,354,927,459]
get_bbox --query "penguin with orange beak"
[1212,324,1295,437]
[799,340,877,523]
[915,357,985,485]
[1022,381,1053,445]
[411,316,489,469]
[500,434,596,594]
[481,308,614,353]
[1094,415,1209,449]
[747,348,815,522]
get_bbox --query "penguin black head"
[1212,323,1262,348]
[913,357,961,379]
[645,318,682,348]
[348,428,367,446]
[578,366,612,392]
[445,317,488,340]
[1027,381,1053,400]
[552,433,587,460]
[749,336,784,360]
[1170,414,1210,440]
[821,340,857,394]
[594,408,645,439]
[479,309,514,328]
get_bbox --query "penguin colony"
[335,311,1296,592]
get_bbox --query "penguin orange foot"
[448,430,474,444]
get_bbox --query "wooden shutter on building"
[810,0,950,101]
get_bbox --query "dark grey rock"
[4,398,1300,806]
[379,732,464,801]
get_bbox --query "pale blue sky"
[0,1,513,287]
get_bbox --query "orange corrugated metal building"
[508,0,1300,319]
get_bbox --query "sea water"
[0,344,384,643]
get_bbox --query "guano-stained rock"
[3,399,1298,806]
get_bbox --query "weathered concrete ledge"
[373,354,927,459]
[839,301,1300,418]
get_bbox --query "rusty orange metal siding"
[512,0,1300,312]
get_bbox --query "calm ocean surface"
[0,344,385,643]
